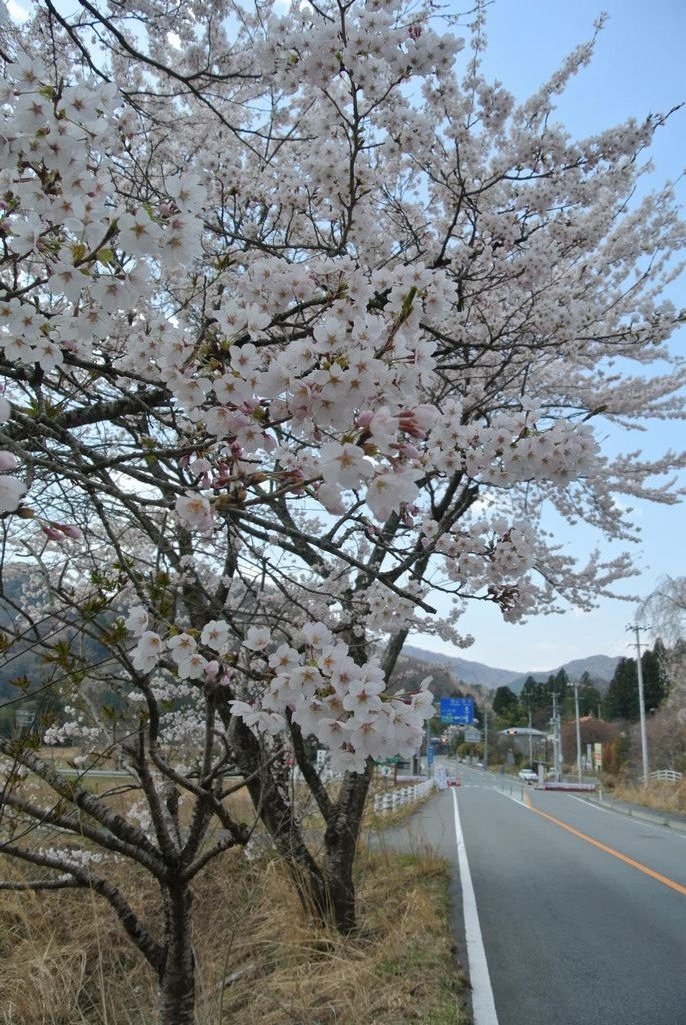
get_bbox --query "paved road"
[408,762,686,1025]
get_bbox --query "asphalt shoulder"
[583,791,686,833]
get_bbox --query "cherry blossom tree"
[1,0,685,1018]
[641,577,686,650]
[639,577,686,770]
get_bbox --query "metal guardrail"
[650,769,683,784]
[56,767,135,779]
[539,781,597,792]
[373,778,435,814]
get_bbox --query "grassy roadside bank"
[603,778,686,815]
[0,802,470,1025]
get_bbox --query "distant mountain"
[402,644,618,692]
[553,655,619,682]
[508,655,619,692]
[403,645,521,689]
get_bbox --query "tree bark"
[321,766,371,933]
[158,883,196,1025]
[225,713,331,915]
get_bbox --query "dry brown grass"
[609,779,686,814]
[0,833,468,1025]
[204,844,467,1025]
[0,862,158,1024]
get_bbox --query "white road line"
[451,787,500,1025]
[568,795,686,838]
[568,795,614,814]
[499,790,528,807]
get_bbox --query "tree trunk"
[321,841,357,933]
[158,883,196,1025]
[225,708,372,934]
[321,767,371,933]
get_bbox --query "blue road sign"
[439,697,474,725]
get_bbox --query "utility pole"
[630,623,649,786]
[573,681,582,782]
[483,709,488,769]
[551,692,562,781]
[527,706,533,767]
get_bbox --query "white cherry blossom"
[132,631,164,673]
[200,619,231,652]
[0,475,26,513]
[243,626,271,651]
[175,494,214,532]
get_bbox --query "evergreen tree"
[520,675,546,711]
[641,641,669,713]
[553,668,570,702]
[492,685,520,724]
[605,657,638,720]
[605,644,669,722]
[578,682,602,717]
[576,671,602,717]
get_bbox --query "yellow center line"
[523,791,686,897]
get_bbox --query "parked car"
[518,769,538,783]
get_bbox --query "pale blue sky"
[413,0,686,672]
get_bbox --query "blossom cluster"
[231,621,435,774]
[43,707,105,747]
[0,58,202,351]
[270,3,464,97]
[38,847,105,869]
[0,31,651,559]
[427,405,600,487]
[0,56,208,513]
[124,609,433,773]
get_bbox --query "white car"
[518,769,538,783]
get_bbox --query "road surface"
[409,762,686,1025]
